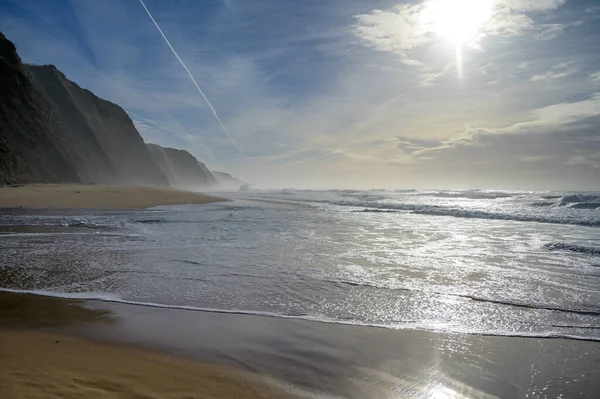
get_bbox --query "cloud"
[400,95,600,189]
[484,7,535,37]
[396,137,440,154]
[586,6,600,15]
[590,71,600,81]
[536,23,565,39]
[418,63,454,86]
[418,93,600,154]
[462,94,600,138]
[353,0,570,60]
[530,69,576,82]
[500,0,567,12]
[353,5,431,56]
[566,152,600,169]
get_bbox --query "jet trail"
[137,0,244,157]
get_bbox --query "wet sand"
[0,292,297,399]
[1,291,599,398]
[0,184,223,209]
[0,330,298,399]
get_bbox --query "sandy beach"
[0,292,296,399]
[0,184,223,209]
[0,329,297,399]
[1,291,599,398]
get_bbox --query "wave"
[567,202,600,210]
[530,202,555,207]
[465,296,600,317]
[559,194,600,204]
[332,279,600,317]
[424,191,515,200]
[353,209,400,213]
[2,288,599,343]
[343,201,599,227]
[338,192,386,201]
[544,242,600,256]
[530,194,600,210]
[555,194,600,210]
[63,221,107,229]
[134,219,169,224]
[411,208,600,227]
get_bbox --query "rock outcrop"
[147,144,217,189]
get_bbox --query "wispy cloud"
[530,69,576,81]
[501,0,566,12]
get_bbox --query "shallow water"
[1,189,600,340]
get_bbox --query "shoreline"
[2,287,599,344]
[1,291,599,398]
[0,184,224,209]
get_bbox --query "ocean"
[1,189,600,341]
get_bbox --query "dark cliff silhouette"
[1,32,241,189]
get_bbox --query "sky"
[1,0,599,190]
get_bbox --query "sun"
[426,0,494,45]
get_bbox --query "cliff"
[1,32,234,190]
[0,32,168,186]
[213,171,246,189]
[27,65,167,186]
[0,32,79,185]
[147,144,217,189]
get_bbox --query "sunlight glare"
[427,0,494,45]
[430,385,464,399]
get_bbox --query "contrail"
[137,0,244,157]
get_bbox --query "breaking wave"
[544,242,600,256]
[424,191,515,199]
[559,194,600,204]
[556,194,600,210]
[343,201,599,227]
[411,208,600,227]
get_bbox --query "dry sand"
[0,184,223,209]
[0,329,296,399]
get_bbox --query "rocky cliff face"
[0,32,168,187]
[147,144,217,189]
[1,32,232,190]
[0,32,79,185]
[28,65,167,186]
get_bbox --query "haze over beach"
[1,0,600,398]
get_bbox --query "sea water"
[1,189,599,341]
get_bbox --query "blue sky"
[2,0,599,189]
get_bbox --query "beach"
[0,329,297,399]
[1,290,600,398]
[0,184,223,209]
[1,188,600,398]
